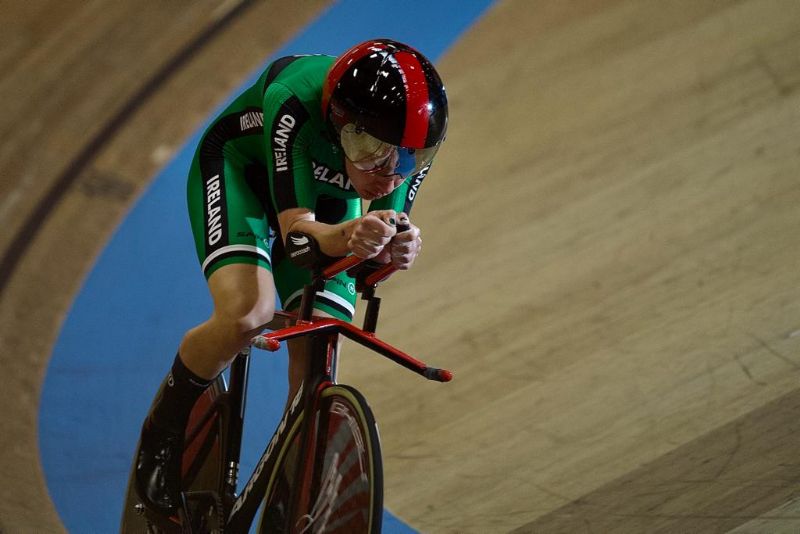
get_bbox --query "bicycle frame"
[170,237,452,533]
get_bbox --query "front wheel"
[259,384,383,534]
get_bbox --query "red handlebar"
[364,264,398,287]
[320,256,398,288]
[321,254,364,279]
[252,318,454,382]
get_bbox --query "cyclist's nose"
[369,174,396,193]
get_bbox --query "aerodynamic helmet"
[321,38,448,178]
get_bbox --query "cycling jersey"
[187,55,429,321]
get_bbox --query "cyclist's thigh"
[187,125,278,323]
[273,195,361,322]
[187,138,272,281]
[207,263,276,323]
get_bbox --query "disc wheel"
[259,385,383,534]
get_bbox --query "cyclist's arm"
[278,209,356,256]
[263,83,401,259]
[279,208,397,259]
[262,83,357,256]
[263,83,316,217]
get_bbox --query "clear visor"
[340,123,439,178]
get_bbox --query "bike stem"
[295,254,385,334]
[297,277,325,323]
[362,286,381,334]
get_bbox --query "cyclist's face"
[345,158,405,201]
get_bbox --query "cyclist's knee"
[207,264,276,338]
[216,296,274,337]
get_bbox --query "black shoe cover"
[134,418,183,516]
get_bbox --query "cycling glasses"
[339,123,440,178]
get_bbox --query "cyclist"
[134,38,448,516]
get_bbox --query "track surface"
[3,1,800,533]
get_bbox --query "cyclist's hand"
[348,210,397,259]
[389,214,421,270]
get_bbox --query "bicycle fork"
[286,332,338,532]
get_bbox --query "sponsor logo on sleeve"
[273,114,297,172]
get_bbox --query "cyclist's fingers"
[392,225,420,244]
[364,211,397,234]
[373,209,398,225]
[392,241,419,257]
[359,219,395,239]
[373,247,392,265]
[348,236,387,259]
[349,243,380,259]
[390,248,418,269]
[391,242,421,262]
[390,233,421,269]
[351,231,393,250]
[392,227,419,246]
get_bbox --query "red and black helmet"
[322,39,448,176]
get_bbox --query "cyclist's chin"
[353,182,392,200]
[359,190,388,201]
[346,161,402,200]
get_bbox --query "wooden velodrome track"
[2,0,800,532]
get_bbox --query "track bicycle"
[120,230,453,533]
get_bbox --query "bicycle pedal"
[133,501,183,534]
[178,491,225,534]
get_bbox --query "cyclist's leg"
[272,195,361,404]
[136,124,273,515]
[180,263,275,379]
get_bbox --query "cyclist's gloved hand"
[348,210,397,259]
[388,213,421,270]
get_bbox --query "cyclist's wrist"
[288,218,360,258]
